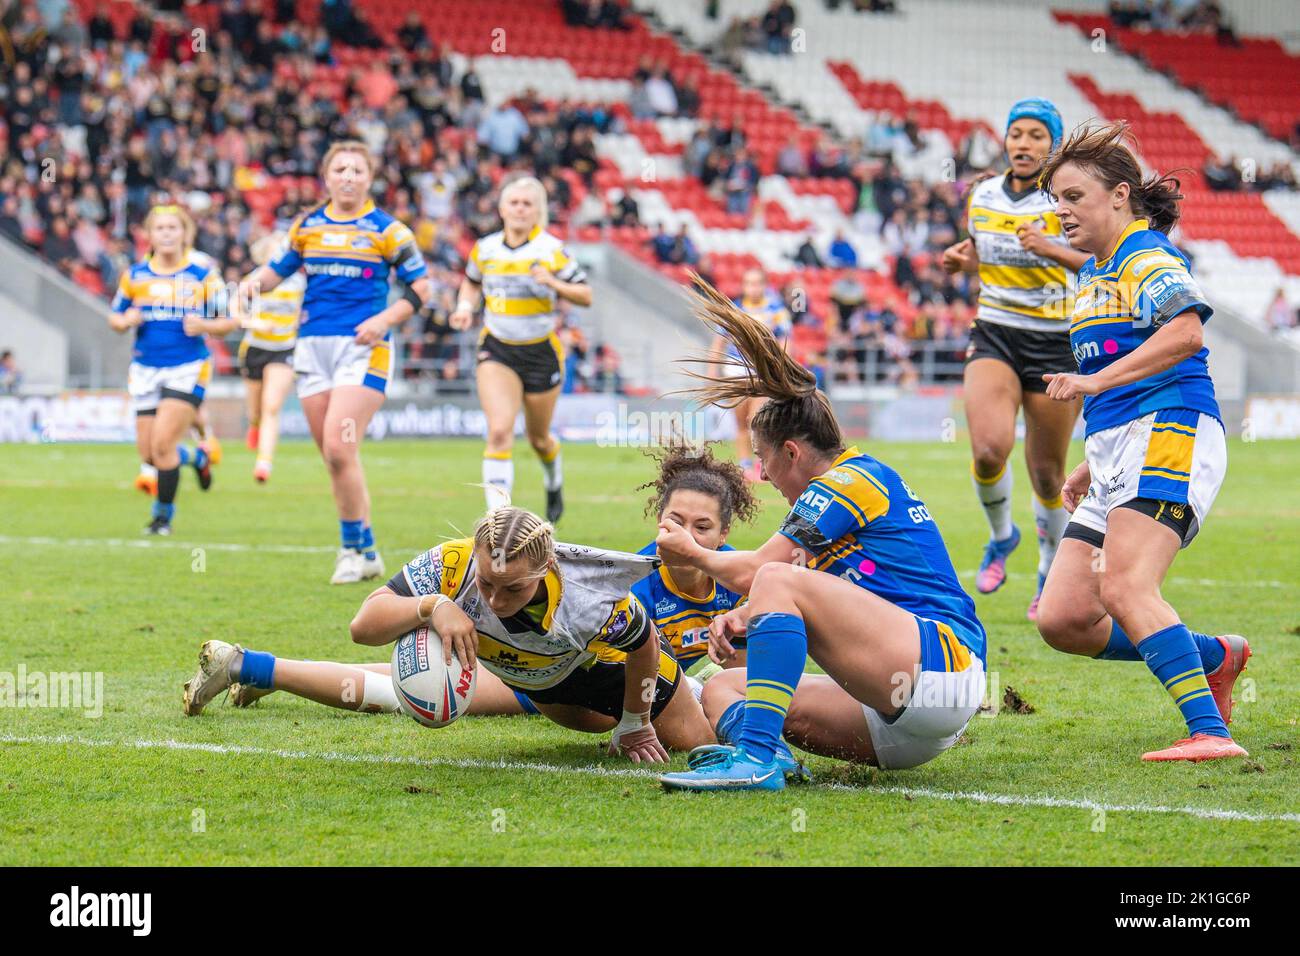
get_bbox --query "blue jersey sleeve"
[1133,260,1212,328]
[268,219,305,278]
[778,466,891,555]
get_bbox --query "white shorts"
[863,659,985,770]
[1069,410,1226,548]
[127,359,211,413]
[293,335,393,399]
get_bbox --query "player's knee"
[1027,464,1064,501]
[751,561,797,599]
[1035,598,1086,651]
[485,427,513,450]
[321,437,353,473]
[971,444,1008,478]
[527,434,550,455]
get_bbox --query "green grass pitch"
[1,436,1297,865]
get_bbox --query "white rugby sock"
[539,441,563,492]
[140,463,158,480]
[972,462,1014,541]
[483,453,514,511]
[1033,492,1069,577]
[360,669,400,713]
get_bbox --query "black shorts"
[477,330,565,394]
[965,320,1074,393]
[1062,497,1195,549]
[518,641,682,719]
[240,342,293,381]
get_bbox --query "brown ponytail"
[1040,121,1185,234]
[678,276,844,457]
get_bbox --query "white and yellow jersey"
[386,539,658,692]
[465,226,588,344]
[243,272,305,351]
[967,172,1074,333]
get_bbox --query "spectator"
[0,351,21,395]
[794,234,824,268]
[723,147,759,215]
[476,101,530,158]
[397,12,431,52]
[827,230,858,268]
[644,67,679,117]
[776,137,808,177]
[1266,289,1297,334]
[609,189,640,227]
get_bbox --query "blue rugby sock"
[1095,621,1143,660]
[1098,620,1224,672]
[737,612,806,763]
[360,525,376,561]
[340,519,363,550]
[1136,623,1230,739]
[238,649,277,689]
[177,445,191,466]
[151,500,175,521]
[714,699,745,745]
[513,690,540,715]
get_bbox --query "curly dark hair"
[638,441,759,532]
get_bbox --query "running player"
[109,204,235,534]
[236,141,434,583]
[710,268,791,482]
[184,507,712,761]
[1033,122,1249,763]
[237,232,303,484]
[656,280,987,791]
[450,176,591,523]
[633,441,757,672]
[942,98,1091,618]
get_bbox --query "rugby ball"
[390,626,477,728]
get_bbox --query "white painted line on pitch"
[1,535,1294,590]
[955,568,1294,589]
[0,534,336,555]
[3,733,1297,824]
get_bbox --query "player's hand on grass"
[608,718,669,764]
[1061,460,1091,514]
[431,600,478,671]
[941,238,976,275]
[354,315,390,346]
[1042,371,1101,401]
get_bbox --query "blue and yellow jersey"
[1070,219,1219,436]
[726,292,790,362]
[111,250,223,368]
[777,446,985,667]
[632,542,745,664]
[268,200,427,338]
[966,172,1074,332]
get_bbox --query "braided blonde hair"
[473,507,555,576]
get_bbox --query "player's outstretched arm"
[1043,310,1204,401]
[656,519,801,596]
[349,585,430,646]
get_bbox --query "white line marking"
[0,535,335,555]
[1,536,1294,590]
[3,733,1296,823]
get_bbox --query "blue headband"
[1007,98,1063,149]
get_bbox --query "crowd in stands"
[1106,0,1236,40]
[1204,155,1299,193]
[0,0,634,392]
